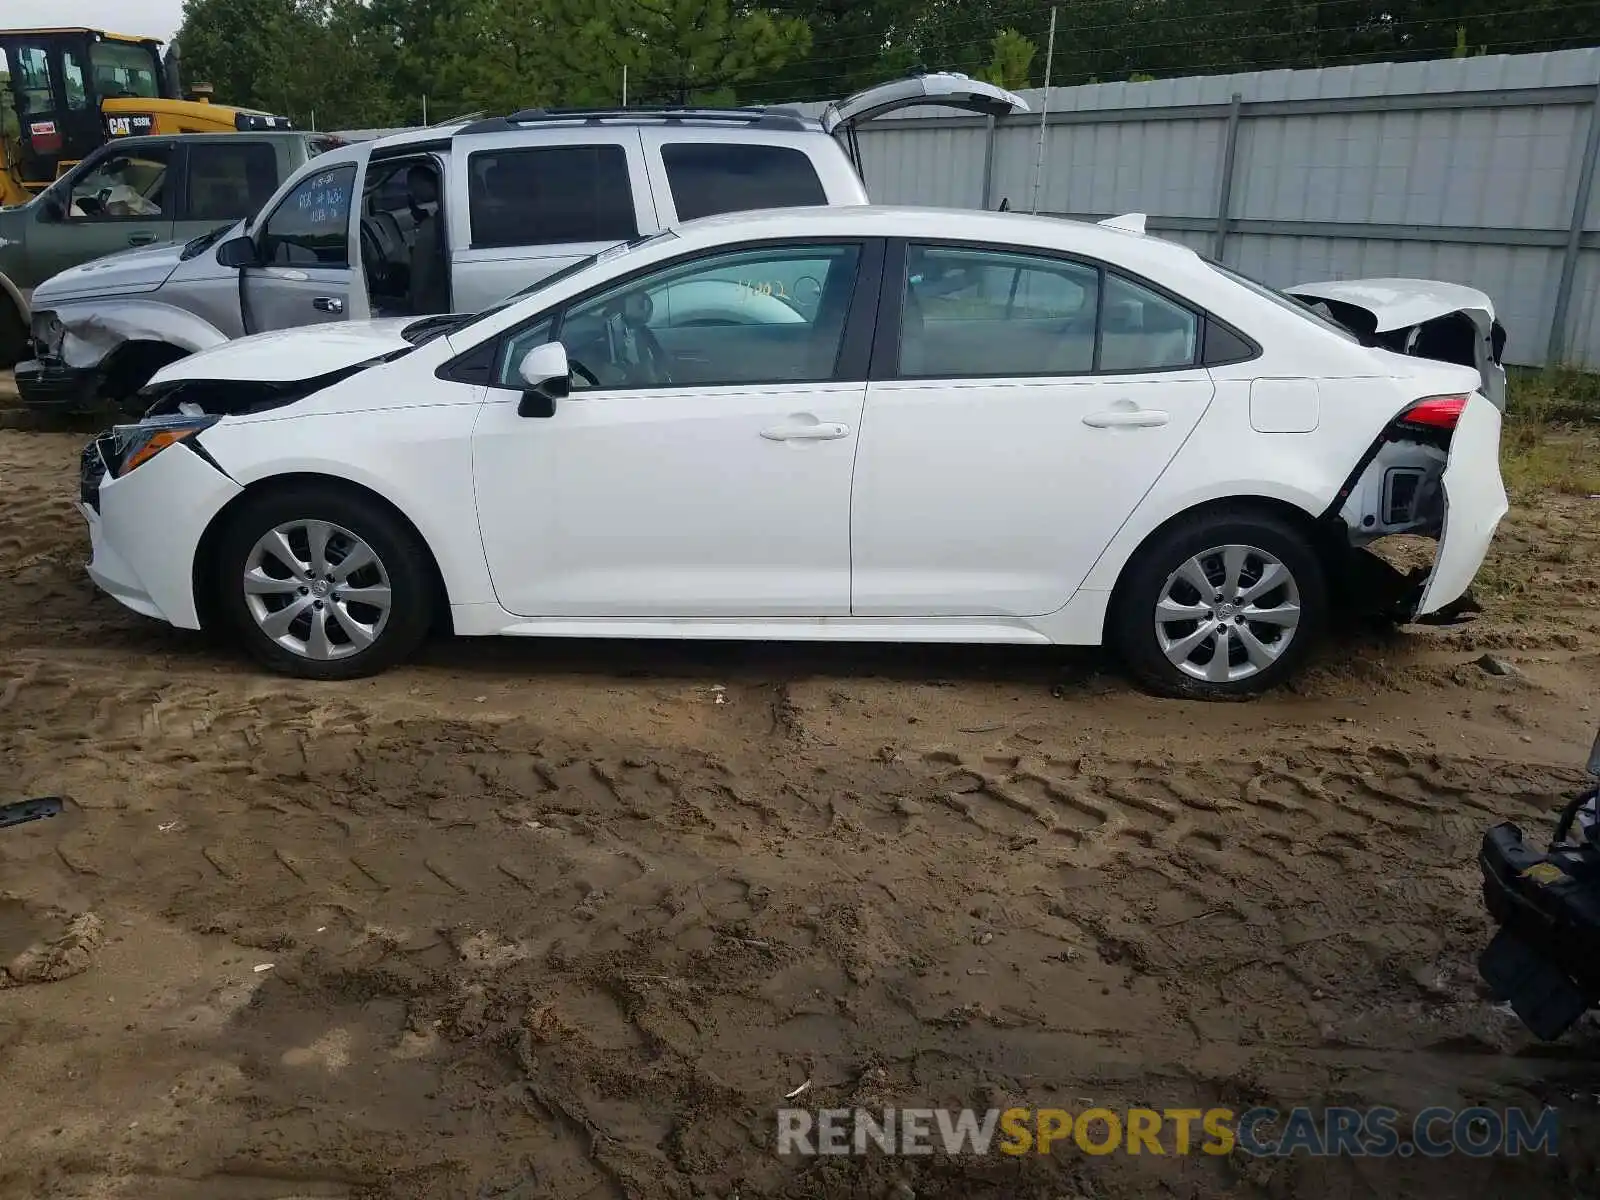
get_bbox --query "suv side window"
[468,146,637,249]
[183,141,281,221]
[65,145,173,220]
[660,143,827,221]
[260,163,357,267]
[897,244,1200,378]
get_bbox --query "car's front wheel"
[215,486,434,680]
[1111,508,1327,699]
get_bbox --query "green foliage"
[979,29,1036,91]
[172,0,1600,129]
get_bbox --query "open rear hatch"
[1289,278,1507,410]
[823,73,1030,183]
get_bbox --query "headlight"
[110,415,219,478]
[30,310,64,358]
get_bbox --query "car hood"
[1287,278,1496,332]
[148,318,418,387]
[32,240,186,304]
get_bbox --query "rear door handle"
[761,422,851,441]
[1083,408,1170,429]
[127,232,157,246]
[313,296,345,314]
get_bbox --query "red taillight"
[1400,394,1467,431]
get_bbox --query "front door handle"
[313,296,345,314]
[1083,408,1170,429]
[127,232,156,246]
[761,422,851,441]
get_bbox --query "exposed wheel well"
[1103,495,1345,640]
[192,472,455,638]
[99,341,193,411]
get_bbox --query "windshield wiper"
[180,222,241,261]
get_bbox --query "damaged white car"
[75,206,1509,698]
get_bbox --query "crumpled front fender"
[38,300,229,370]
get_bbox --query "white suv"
[23,74,1028,411]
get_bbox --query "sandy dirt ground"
[1,372,1599,1199]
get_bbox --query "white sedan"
[75,206,1509,698]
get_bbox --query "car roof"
[89,130,321,149]
[363,107,825,155]
[663,205,1205,271]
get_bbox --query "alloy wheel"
[242,520,393,661]
[1153,543,1302,684]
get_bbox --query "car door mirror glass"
[516,341,570,417]
[216,235,263,268]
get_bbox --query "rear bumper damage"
[1325,392,1507,624]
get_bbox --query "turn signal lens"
[1400,394,1468,431]
[111,417,219,477]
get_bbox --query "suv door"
[447,126,657,313]
[27,139,179,282]
[239,161,362,332]
[174,139,284,241]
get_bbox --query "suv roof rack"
[456,106,815,136]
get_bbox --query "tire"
[1110,507,1327,700]
[0,296,25,372]
[214,485,435,680]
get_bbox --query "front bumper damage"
[77,430,242,629]
[14,355,101,412]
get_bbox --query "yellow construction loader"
[1,27,292,208]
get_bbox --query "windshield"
[1205,258,1360,344]
[90,41,162,101]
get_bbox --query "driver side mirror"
[37,192,65,222]
[216,235,264,269]
[516,341,570,418]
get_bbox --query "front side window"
[261,164,356,267]
[897,243,1202,377]
[184,141,280,220]
[661,143,827,221]
[468,145,637,249]
[66,146,172,219]
[89,41,161,100]
[13,47,56,117]
[495,242,863,390]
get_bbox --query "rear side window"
[468,145,637,249]
[261,163,356,267]
[184,141,280,221]
[661,143,826,221]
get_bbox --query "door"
[470,238,881,618]
[240,161,361,333]
[447,127,657,313]
[850,242,1217,617]
[173,139,283,242]
[27,140,178,281]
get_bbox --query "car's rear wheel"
[1111,508,1326,699]
[215,486,434,680]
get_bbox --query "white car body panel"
[150,318,416,386]
[472,382,865,617]
[72,205,1511,681]
[850,371,1215,615]
[84,441,244,628]
[1417,392,1508,616]
[1288,278,1496,333]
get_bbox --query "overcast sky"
[13,0,184,43]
